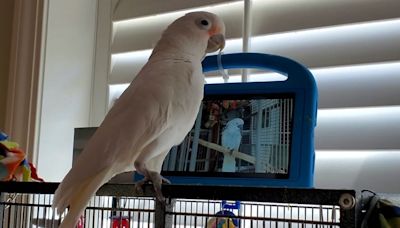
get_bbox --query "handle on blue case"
[202,53,316,88]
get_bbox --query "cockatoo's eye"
[200,20,209,26]
[196,18,211,30]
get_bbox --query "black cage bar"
[1,182,356,227]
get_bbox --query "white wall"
[37,0,98,181]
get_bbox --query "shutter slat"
[112,1,243,53]
[315,106,400,150]
[315,150,400,193]
[113,0,237,22]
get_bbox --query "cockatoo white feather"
[52,11,225,228]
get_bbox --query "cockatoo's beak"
[206,34,225,53]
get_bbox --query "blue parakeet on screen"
[221,118,244,172]
[52,11,225,228]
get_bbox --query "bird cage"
[0,182,357,228]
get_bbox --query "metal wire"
[1,193,155,228]
[0,183,355,227]
[1,194,342,228]
[167,199,341,228]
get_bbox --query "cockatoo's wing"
[53,61,185,227]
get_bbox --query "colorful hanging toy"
[207,201,240,228]
[0,131,43,182]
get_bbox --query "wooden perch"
[197,138,256,164]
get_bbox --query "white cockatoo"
[221,118,244,172]
[53,11,225,228]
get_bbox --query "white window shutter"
[94,0,400,192]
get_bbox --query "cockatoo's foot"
[134,176,149,195]
[134,171,171,202]
[147,171,171,202]
[229,149,234,155]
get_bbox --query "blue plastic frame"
[164,53,318,188]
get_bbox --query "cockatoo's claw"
[161,176,172,184]
[147,171,171,202]
[134,177,148,195]
[154,188,166,204]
